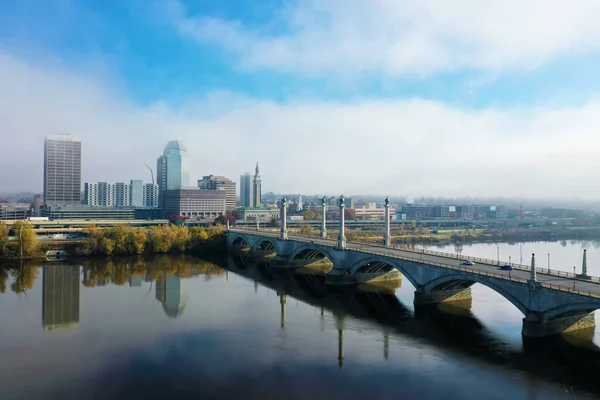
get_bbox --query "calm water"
[1,244,600,400]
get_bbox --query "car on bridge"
[500,264,513,271]
[461,260,475,266]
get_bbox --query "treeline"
[78,224,226,256]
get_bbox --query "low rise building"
[163,188,226,219]
[354,203,396,221]
[0,203,31,220]
[41,205,137,220]
[236,207,280,221]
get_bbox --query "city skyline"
[3,2,600,198]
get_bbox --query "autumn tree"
[214,213,236,227]
[148,225,175,253]
[0,222,8,257]
[99,237,115,255]
[269,217,280,228]
[127,229,147,255]
[344,208,356,220]
[11,221,39,258]
[171,225,191,252]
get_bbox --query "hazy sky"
[2,0,600,198]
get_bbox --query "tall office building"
[157,140,190,209]
[252,162,262,207]
[44,134,82,206]
[130,179,144,207]
[239,173,253,208]
[198,175,237,210]
[114,182,130,206]
[42,265,80,331]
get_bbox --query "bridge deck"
[230,228,600,299]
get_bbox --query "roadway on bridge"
[232,229,600,296]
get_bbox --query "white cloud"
[171,0,600,76]
[1,50,600,198]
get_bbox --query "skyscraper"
[155,274,188,318]
[252,162,262,207]
[42,265,80,331]
[157,140,190,209]
[43,134,82,206]
[239,173,253,207]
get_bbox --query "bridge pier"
[522,312,596,338]
[413,287,473,306]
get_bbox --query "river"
[0,242,599,399]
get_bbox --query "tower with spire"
[252,162,262,207]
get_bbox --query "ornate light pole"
[338,195,347,249]
[529,253,536,284]
[384,196,391,247]
[321,196,328,238]
[280,197,288,240]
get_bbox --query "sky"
[2,0,600,198]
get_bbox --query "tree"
[301,210,316,221]
[299,223,313,235]
[105,225,129,254]
[214,213,236,227]
[269,217,280,228]
[0,222,8,257]
[127,229,148,255]
[171,225,191,252]
[99,237,115,255]
[169,215,186,226]
[344,208,356,220]
[83,224,102,254]
[11,221,39,258]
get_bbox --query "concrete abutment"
[414,287,473,306]
[522,312,596,338]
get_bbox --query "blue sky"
[2,0,600,197]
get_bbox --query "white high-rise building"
[143,183,159,208]
[44,134,82,206]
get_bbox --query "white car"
[461,260,475,266]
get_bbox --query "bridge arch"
[542,302,600,320]
[229,235,251,249]
[252,239,278,253]
[348,257,418,288]
[289,244,334,264]
[422,274,529,316]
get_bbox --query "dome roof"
[163,140,187,154]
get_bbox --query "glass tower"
[157,140,190,208]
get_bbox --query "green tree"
[11,221,39,258]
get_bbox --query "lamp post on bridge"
[578,249,590,280]
[280,197,288,240]
[338,195,347,249]
[497,245,499,266]
[321,196,328,239]
[529,253,537,285]
[384,197,391,248]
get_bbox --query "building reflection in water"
[42,265,80,331]
[155,274,189,318]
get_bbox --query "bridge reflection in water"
[226,254,600,395]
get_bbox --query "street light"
[497,245,500,265]
[573,266,576,289]
[548,253,550,274]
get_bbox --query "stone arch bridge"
[228,229,600,337]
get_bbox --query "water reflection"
[1,255,600,399]
[42,266,80,331]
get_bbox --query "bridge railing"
[229,228,600,296]
[229,228,600,283]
